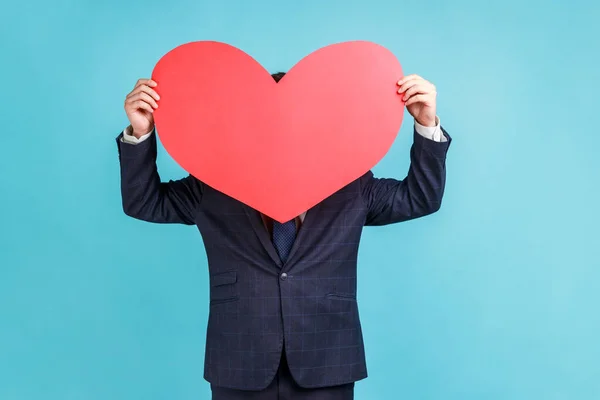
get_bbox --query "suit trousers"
[211,352,355,400]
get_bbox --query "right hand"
[124,78,160,138]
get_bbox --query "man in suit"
[117,71,451,399]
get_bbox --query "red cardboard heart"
[152,41,404,222]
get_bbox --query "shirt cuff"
[414,116,447,142]
[120,125,154,144]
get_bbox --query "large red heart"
[152,41,404,222]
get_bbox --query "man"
[117,71,451,399]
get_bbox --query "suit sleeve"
[116,130,203,225]
[361,127,451,226]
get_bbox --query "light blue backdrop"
[1,0,598,399]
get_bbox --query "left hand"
[397,74,437,127]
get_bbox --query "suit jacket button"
[280,273,288,281]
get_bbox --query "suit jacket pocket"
[210,271,238,304]
[211,270,237,287]
[210,296,239,306]
[326,293,357,301]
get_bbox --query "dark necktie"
[272,219,297,263]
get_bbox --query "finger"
[399,83,427,98]
[141,86,160,101]
[397,74,419,85]
[128,92,159,109]
[127,85,160,101]
[401,84,434,100]
[127,83,153,98]
[133,78,157,88]
[397,78,424,94]
[128,99,154,114]
[405,94,429,106]
[133,78,157,89]
[397,74,420,86]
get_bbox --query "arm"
[117,126,203,225]
[117,78,203,224]
[362,121,451,226]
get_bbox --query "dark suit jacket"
[116,128,451,390]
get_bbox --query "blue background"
[1,0,599,399]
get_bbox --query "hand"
[397,74,437,127]
[124,78,160,138]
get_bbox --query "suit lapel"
[242,205,283,268]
